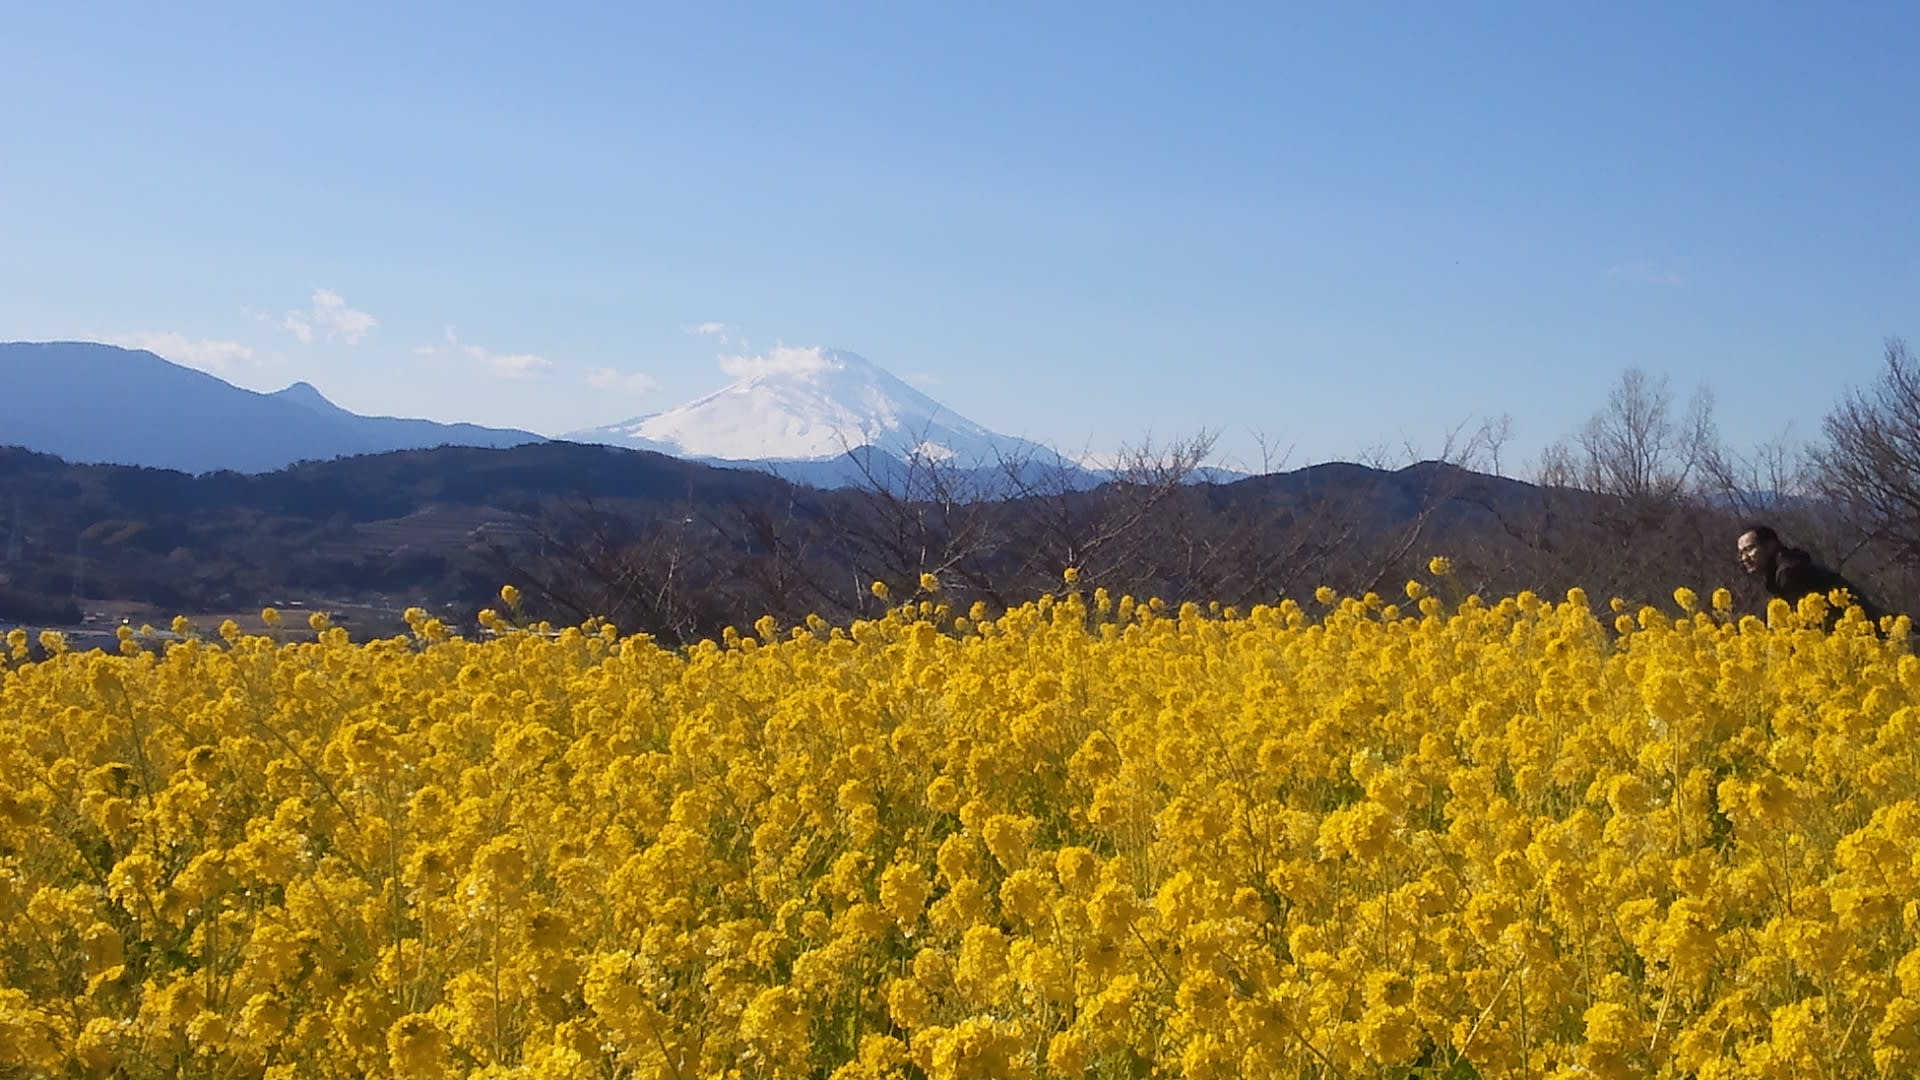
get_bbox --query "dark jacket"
[1767,547,1884,628]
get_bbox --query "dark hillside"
[0,442,821,622]
[0,440,1817,643]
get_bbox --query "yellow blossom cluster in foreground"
[2,575,1918,1079]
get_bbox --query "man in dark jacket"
[1737,524,1885,629]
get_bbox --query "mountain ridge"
[0,341,546,474]
[270,381,352,416]
[2,340,1229,488]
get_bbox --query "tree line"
[500,340,1920,643]
[4,341,1914,645]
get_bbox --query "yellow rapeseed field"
[2,567,1918,1079]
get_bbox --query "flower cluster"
[0,579,1914,1078]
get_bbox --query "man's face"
[1737,531,1775,576]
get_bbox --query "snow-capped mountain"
[565,346,1090,487]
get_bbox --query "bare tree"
[709,492,849,625]
[832,438,1009,607]
[993,431,1219,597]
[1246,428,1295,477]
[1813,339,1920,568]
[1479,414,1513,478]
[1448,368,1748,607]
[484,495,737,642]
[1546,368,1717,511]
[1699,428,1813,523]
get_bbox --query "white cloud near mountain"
[280,288,377,344]
[586,367,659,395]
[685,321,735,346]
[718,344,836,379]
[105,331,258,374]
[439,326,554,379]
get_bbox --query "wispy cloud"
[1606,260,1688,288]
[106,331,257,374]
[441,326,554,379]
[586,367,659,395]
[274,288,378,344]
[685,321,738,346]
[719,344,833,379]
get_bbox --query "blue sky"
[3,3,1915,474]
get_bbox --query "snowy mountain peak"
[567,346,1018,465]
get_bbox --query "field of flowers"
[1,567,1917,1079]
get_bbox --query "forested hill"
[0,439,1779,643]
[0,441,800,622]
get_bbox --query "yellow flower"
[887,976,933,1029]
[1048,1029,1090,1078]
[925,1016,1021,1080]
[1,570,1915,1077]
[925,775,962,814]
[740,986,810,1072]
[386,1014,451,1080]
[880,861,932,927]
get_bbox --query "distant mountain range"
[0,345,1785,648]
[0,342,544,474]
[0,340,1232,488]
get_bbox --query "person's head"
[1737,524,1781,576]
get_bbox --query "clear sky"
[3,3,1915,475]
